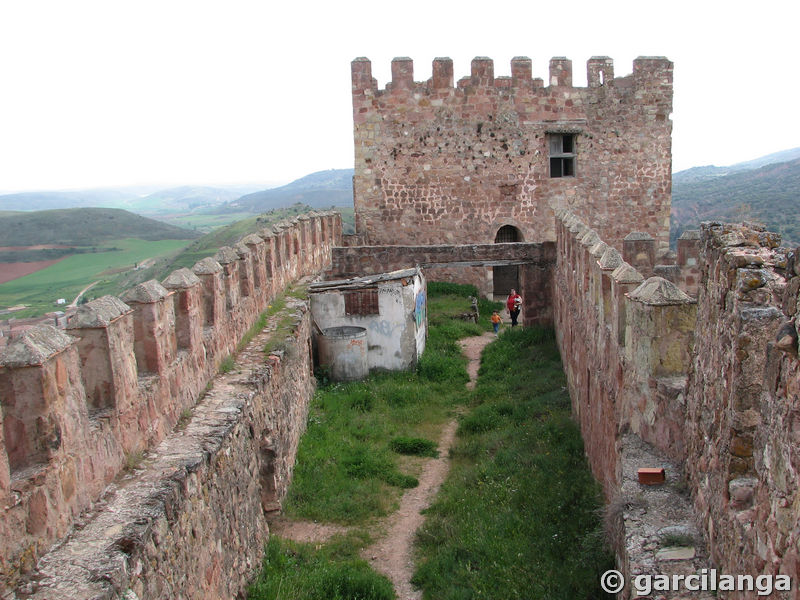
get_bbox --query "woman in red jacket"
[506,289,522,327]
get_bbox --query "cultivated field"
[0,238,192,318]
[0,259,65,285]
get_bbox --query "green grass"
[412,327,614,600]
[238,311,269,353]
[0,238,192,318]
[390,436,438,457]
[281,284,479,526]
[427,281,502,333]
[155,211,258,233]
[283,369,465,525]
[248,536,394,600]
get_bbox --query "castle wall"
[555,212,800,595]
[352,56,673,253]
[553,211,697,494]
[20,304,315,600]
[684,223,800,593]
[0,211,341,594]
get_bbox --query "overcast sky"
[0,0,797,193]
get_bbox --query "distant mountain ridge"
[673,148,800,185]
[0,207,201,247]
[672,149,800,246]
[0,172,353,216]
[226,169,353,213]
[0,183,276,214]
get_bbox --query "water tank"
[317,326,368,381]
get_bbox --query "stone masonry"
[555,211,800,598]
[352,56,673,252]
[0,212,341,597]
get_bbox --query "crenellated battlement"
[352,55,672,96]
[351,54,673,254]
[0,211,342,592]
[554,208,800,592]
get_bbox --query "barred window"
[344,289,379,316]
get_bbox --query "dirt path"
[273,332,496,600]
[460,331,495,390]
[69,280,99,307]
[362,331,495,600]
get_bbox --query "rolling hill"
[0,207,201,247]
[671,151,800,247]
[0,188,145,212]
[108,204,323,294]
[225,169,353,213]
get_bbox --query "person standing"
[491,310,502,335]
[506,289,522,327]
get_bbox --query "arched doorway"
[493,225,522,299]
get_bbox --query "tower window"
[549,134,576,178]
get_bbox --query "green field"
[0,238,192,318]
[153,211,257,233]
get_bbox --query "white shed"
[309,267,427,373]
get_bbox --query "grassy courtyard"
[248,283,612,600]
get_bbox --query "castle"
[0,56,798,599]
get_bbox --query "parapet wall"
[17,301,315,599]
[555,211,800,595]
[553,210,698,494]
[684,223,800,592]
[0,211,341,593]
[352,56,673,252]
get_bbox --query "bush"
[390,436,438,457]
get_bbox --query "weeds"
[124,449,145,471]
[238,311,269,352]
[176,408,192,431]
[264,315,296,355]
[218,355,235,374]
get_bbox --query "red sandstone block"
[637,467,665,485]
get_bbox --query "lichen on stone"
[0,324,75,367]
[162,268,201,290]
[628,276,695,305]
[67,295,131,328]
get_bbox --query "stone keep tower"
[351,56,673,253]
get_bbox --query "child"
[491,310,502,336]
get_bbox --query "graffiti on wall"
[369,320,403,337]
[415,290,426,328]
